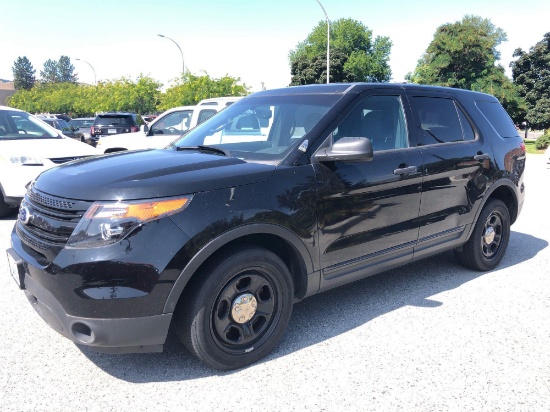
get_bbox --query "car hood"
[0,137,99,159]
[33,149,276,201]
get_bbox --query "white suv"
[0,106,99,217]
[97,96,243,153]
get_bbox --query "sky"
[1,0,548,92]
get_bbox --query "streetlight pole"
[75,58,96,85]
[158,34,185,76]
[315,0,330,84]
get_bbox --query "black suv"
[6,84,525,370]
[90,112,143,145]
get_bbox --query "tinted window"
[95,116,131,126]
[412,97,466,144]
[457,107,476,141]
[476,101,519,138]
[332,95,409,151]
[198,109,217,124]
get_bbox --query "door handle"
[474,153,490,161]
[393,166,417,175]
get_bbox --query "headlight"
[0,155,44,166]
[66,196,193,248]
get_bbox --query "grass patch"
[524,140,545,154]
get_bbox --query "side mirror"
[141,124,149,134]
[313,137,374,163]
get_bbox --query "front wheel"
[175,246,294,370]
[455,199,511,271]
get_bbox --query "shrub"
[535,134,550,150]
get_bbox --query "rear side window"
[476,101,519,138]
[411,97,475,145]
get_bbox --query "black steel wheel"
[175,245,293,370]
[455,199,511,271]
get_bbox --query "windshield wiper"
[176,145,231,157]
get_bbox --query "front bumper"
[8,247,172,353]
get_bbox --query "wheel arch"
[163,224,315,314]
[464,179,519,243]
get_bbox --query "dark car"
[68,117,95,145]
[7,83,525,370]
[90,112,143,145]
[37,116,85,142]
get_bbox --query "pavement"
[0,153,549,411]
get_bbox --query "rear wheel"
[175,245,294,370]
[455,199,510,271]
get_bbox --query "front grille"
[17,187,92,261]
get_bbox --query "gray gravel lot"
[1,154,549,411]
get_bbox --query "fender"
[163,223,316,313]
[462,178,520,243]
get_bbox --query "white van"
[97,96,243,153]
[0,106,99,217]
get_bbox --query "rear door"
[406,90,494,259]
[315,88,423,291]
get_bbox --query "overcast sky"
[1,0,548,92]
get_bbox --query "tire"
[455,199,510,271]
[175,245,294,370]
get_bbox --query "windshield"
[0,110,60,140]
[172,94,340,164]
[95,115,131,126]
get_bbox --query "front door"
[314,90,423,291]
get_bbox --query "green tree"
[511,33,550,130]
[39,56,77,84]
[409,15,507,89]
[158,72,249,111]
[290,49,351,85]
[12,56,36,90]
[289,18,392,85]
[40,59,59,83]
[58,56,78,83]
[409,15,524,123]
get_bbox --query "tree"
[58,56,78,83]
[289,18,392,85]
[290,49,351,85]
[12,56,36,90]
[158,72,249,111]
[409,15,507,89]
[408,15,524,123]
[511,33,550,130]
[40,56,77,84]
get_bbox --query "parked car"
[6,84,525,370]
[90,112,144,145]
[36,115,85,143]
[69,117,95,145]
[97,106,195,153]
[0,106,99,217]
[96,97,242,153]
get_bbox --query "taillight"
[131,126,139,132]
[519,141,526,154]
[91,126,96,135]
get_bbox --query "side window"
[476,101,520,138]
[152,111,192,135]
[412,97,468,145]
[457,106,475,141]
[331,95,409,151]
[198,109,217,124]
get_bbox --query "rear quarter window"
[475,101,519,138]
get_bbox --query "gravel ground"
[0,154,548,412]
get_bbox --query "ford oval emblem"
[18,206,33,225]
